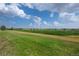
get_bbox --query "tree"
[0,25,6,30]
[10,27,13,30]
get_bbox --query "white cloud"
[42,21,52,28]
[1,3,79,28]
[20,3,79,23]
[43,21,50,26]
[53,21,61,26]
[0,4,8,13]
[33,16,42,28]
[59,12,73,17]
[0,3,31,19]
[22,3,34,9]
[70,15,79,22]
[22,3,56,12]
[33,16,42,24]
[43,21,48,25]
[59,12,79,22]
[59,12,74,21]
[23,3,79,13]
[32,4,54,11]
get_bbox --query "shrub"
[0,25,6,30]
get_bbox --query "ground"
[0,30,79,56]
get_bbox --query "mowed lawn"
[0,30,79,56]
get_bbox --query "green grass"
[0,30,79,56]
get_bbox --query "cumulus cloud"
[1,3,79,28]
[32,3,79,13]
[21,3,79,22]
[22,3,56,12]
[22,3,34,9]
[33,16,42,24]
[59,12,73,17]
[43,21,48,25]
[22,3,79,13]
[33,16,42,28]
[59,12,79,22]
[32,4,55,11]
[0,3,31,19]
[53,21,61,26]
[43,21,51,26]
[70,15,79,22]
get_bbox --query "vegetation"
[0,30,79,56]
[17,29,79,36]
[0,26,79,55]
[0,25,6,31]
[0,25,79,36]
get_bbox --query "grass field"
[0,30,79,56]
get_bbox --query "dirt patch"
[67,36,79,40]
[0,37,15,56]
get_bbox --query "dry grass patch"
[0,37,16,56]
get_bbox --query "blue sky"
[0,3,79,28]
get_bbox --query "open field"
[0,30,79,56]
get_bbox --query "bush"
[0,25,6,30]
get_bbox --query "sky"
[0,3,79,29]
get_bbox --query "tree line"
[0,25,23,31]
[0,25,14,30]
[0,25,79,32]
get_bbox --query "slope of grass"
[0,30,79,56]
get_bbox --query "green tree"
[0,25,6,30]
[10,27,13,30]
